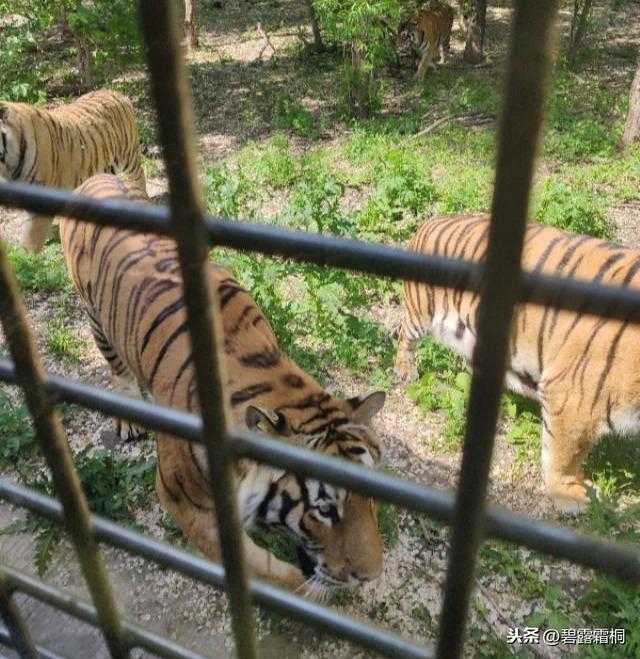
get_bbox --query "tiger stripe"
[0,91,146,252]
[394,213,640,513]
[395,3,454,80]
[59,174,387,593]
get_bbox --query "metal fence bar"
[0,627,67,659]
[0,570,39,659]
[3,181,640,324]
[138,1,257,657]
[437,2,559,657]
[0,361,638,583]
[0,240,127,658]
[0,567,206,659]
[0,481,431,659]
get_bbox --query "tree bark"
[622,58,640,149]
[304,0,325,52]
[463,0,487,65]
[74,32,94,90]
[568,0,592,61]
[349,45,372,119]
[185,0,199,50]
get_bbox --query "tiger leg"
[394,301,428,381]
[88,315,147,441]
[415,41,438,79]
[21,215,54,253]
[156,437,306,591]
[540,406,597,514]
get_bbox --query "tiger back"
[395,3,454,80]
[0,90,145,252]
[395,214,640,513]
[59,174,386,593]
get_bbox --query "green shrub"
[7,245,73,294]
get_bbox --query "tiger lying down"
[395,214,640,514]
[60,174,386,595]
[0,91,145,252]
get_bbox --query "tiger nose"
[349,551,384,582]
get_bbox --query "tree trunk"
[463,0,487,65]
[74,32,94,90]
[185,0,199,50]
[304,0,325,52]
[568,0,592,61]
[622,58,640,149]
[349,45,372,119]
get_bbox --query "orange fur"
[59,174,386,593]
[0,91,145,252]
[395,214,640,513]
[396,4,454,79]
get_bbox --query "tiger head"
[0,103,34,182]
[243,391,386,590]
[395,19,420,58]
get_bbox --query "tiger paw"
[115,419,147,442]
[548,480,599,515]
[393,361,419,383]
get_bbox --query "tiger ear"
[0,104,7,123]
[245,406,287,435]
[346,391,386,423]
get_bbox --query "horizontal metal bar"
[0,359,638,583]
[0,480,431,659]
[0,626,67,659]
[0,360,201,444]
[3,182,640,323]
[0,566,205,659]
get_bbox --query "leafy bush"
[0,0,142,93]
[360,148,436,240]
[274,95,318,138]
[7,245,73,294]
[6,447,157,576]
[313,0,400,117]
[533,179,613,239]
[0,388,38,469]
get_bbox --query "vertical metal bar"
[137,2,257,658]
[0,238,127,659]
[0,571,39,659]
[436,2,559,657]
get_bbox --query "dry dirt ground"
[1,2,639,658]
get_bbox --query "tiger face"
[244,400,385,589]
[0,104,32,182]
[395,19,421,59]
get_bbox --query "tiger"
[395,3,454,80]
[394,214,640,514]
[0,91,145,253]
[59,174,386,594]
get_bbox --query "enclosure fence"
[0,1,638,658]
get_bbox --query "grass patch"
[7,245,72,294]
[44,318,87,363]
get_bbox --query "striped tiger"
[395,3,454,80]
[395,214,640,513]
[0,91,145,253]
[59,174,386,593]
